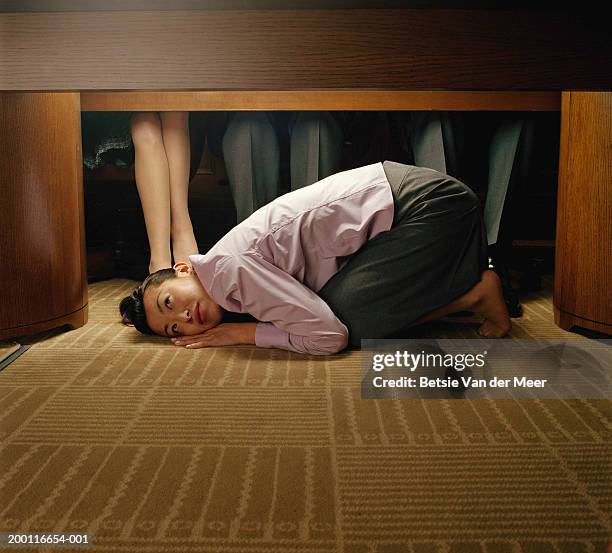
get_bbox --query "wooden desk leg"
[0,92,88,340]
[554,91,612,335]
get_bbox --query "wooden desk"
[1,6,610,339]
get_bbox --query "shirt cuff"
[255,322,293,351]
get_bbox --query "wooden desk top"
[2,9,610,91]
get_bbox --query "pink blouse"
[190,162,394,355]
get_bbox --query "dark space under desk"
[1,6,611,339]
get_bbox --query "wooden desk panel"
[0,93,88,339]
[80,90,561,112]
[2,10,611,91]
[554,92,612,334]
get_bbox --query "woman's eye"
[172,323,178,335]
[165,297,171,308]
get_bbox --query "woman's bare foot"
[172,230,199,266]
[470,270,512,337]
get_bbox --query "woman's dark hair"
[119,268,177,335]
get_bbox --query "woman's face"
[143,266,223,337]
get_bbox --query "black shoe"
[488,256,523,318]
[519,257,544,292]
[502,284,523,318]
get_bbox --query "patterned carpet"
[0,278,610,552]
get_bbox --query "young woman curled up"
[120,161,511,355]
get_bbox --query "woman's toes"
[478,319,512,338]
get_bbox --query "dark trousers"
[318,161,488,346]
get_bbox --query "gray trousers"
[394,112,528,246]
[318,161,488,346]
[222,112,343,222]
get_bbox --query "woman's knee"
[130,112,163,149]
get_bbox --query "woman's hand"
[171,322,257,349]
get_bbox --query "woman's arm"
[172,322,257,349]
[197,252,349,355]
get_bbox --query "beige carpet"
[0,278,610,553]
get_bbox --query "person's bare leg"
[160,112,199,265]
[131,113,172,273]
[412,270,512,337]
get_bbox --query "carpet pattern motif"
[0,278,610,553]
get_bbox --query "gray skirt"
[318,161,488,345]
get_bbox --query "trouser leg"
[289,112,344,190]
[409,112,448,174]
[392,111,462,178]
[222,112,280,222]
[483,119,523,246]
[439,112,463,178]
[487,117,537,317]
